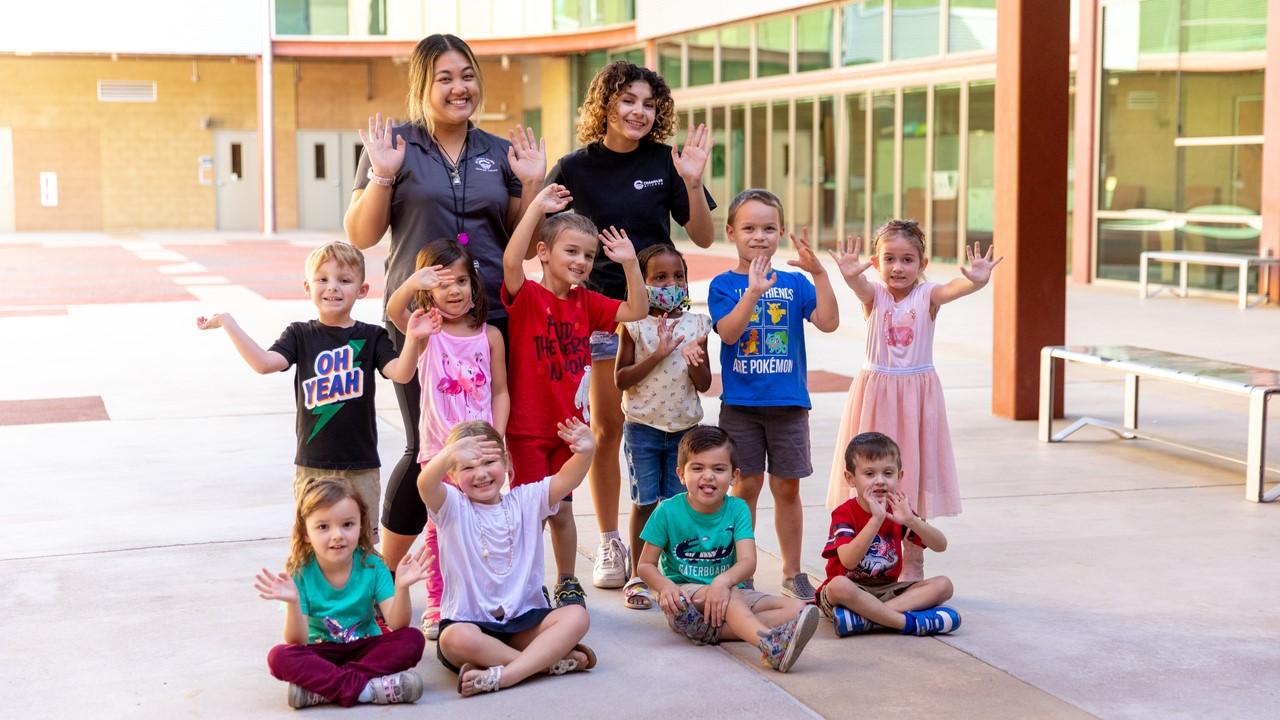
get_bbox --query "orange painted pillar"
[993,0,1069,420]
[1071,0,1098,284]
[1260,0,1280,302]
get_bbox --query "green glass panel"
[757,17,791,77]
[1182,0,1266,53]
[932,85,961,262]
[845,93,868,236]
[750,104,768,188]
[795,100,815,231]
[688,31,716,86]
[730,105,747,199]
[842,1,884,65]
[892,0,939,60]
[721,24,751,82]
[658,41,682,88]
[310,0,347,35]
[948,0,996,53]
[797,8,833,72]
[817,97,837,247]
[965,82,994,254]
[871,91,896,231]
[275,0,308,35]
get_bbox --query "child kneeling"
[636,425,819,673]
[818,432,960,636]
[419,419,597,696]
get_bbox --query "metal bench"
[1138,250,1280,310]
[1039,345,1280,502]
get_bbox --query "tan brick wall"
[11,128,103,231]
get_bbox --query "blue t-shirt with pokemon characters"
[708,268,817,409]
[294,549,395,644]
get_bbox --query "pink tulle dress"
[825,281,960,520]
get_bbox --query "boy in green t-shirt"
[637,425,819,673]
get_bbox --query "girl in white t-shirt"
[419,418,597,696]
[614,244,712,611]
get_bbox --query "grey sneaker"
[667,598,722,645]
[368,671,423,705]
[781,573,817,602]
[287,684,328,709]
[757,604,820,673]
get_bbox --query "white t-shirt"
[429,478,557,623]
[620,312,712,432]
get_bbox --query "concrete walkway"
[2,231,1278,718]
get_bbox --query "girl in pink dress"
[385,238,510,638]
[824,220,1001,578]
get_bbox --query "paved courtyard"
[2,230,1278,719]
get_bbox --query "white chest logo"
[633,178,663,190]
[474,157,497,172]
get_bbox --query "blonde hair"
[443,420,508,481]
[305,241,366,282]
[726,188,786,229]
[872,219,927,257]
[575,60,676,145]
[286,476,378,575]
[407,34,485,135]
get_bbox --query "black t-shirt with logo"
[546,140,717,300]
[268,320,398,469]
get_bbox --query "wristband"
[366,168,394,187]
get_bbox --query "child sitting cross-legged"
[636,425,819,673]
[418,419,598,697]
[818,432,960,637]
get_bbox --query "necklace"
[476,497,514,576]
[434,132,470,245]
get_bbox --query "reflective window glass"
[932,85,961,262]
[721,24,752,82]
[892,0,940,60]
[871,91,896,230]
[948,0,996,53]
[688,31,716,86]
[901,88,928,227]
[730,105,747,199]
[845,93,869,238]
[750,104,769,188]
[757,17,791,77]
[658,40,682,88]
[797,8,834,72]
[966,82,995,254]
[771,101,790,215]
[795,100,815,232]
[817,97,838,248]
[842,1,885,66]
[711,106,728,225]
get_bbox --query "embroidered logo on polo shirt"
[474,157,497,172]
[633,178,663,190]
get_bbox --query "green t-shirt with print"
[640,493,755,585]
[294,548,395,644]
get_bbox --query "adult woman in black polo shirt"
[344,34,545,582]
[545,60,715,597]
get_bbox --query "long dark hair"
[414,238,487,328]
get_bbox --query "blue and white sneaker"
[831,605,875,637]
[904,606,961,636]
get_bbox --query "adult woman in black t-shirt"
[344,34,546,581]
[545,60,715,598]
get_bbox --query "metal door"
[297,131,342,230]
[339,131,365,219]
[214,130,259,230]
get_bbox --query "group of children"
[202,181,999,708]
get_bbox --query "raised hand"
[599,226,637,265]
[680,335,708,367]
[448,434,504,468]
[959,241,1004,286]
[672,122,711,185]
[506,124,547,185]
[557,417,595,455]
[358,112,406,177]
[886,490,915,525]
[654,314,686,359]
[786,227,825,276]
[196,313,229,330]
[410,264,455,292]
[865,492,887,521]
[405,307,443,341]
[534,183,573,214]
[394,543,430,589]
[747,254,777,296]
[253,568,298,604]
[827,235,874,285]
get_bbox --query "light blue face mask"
[646,284,689,312]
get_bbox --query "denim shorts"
[623,422,690,506]
[589,329,620,362]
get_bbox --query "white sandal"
[458,664,502,696]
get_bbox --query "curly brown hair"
[576,60,676,145]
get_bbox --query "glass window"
[1182,0,1267,53]
[795,100,815,232]
[721,24,752,83]
[871,91,896,230]
[750,104,769,189]
[658,40,682,88]
[687,31,716,86]
[901,88,928,228]
[757,16,791,78]
[771,101,790,216]
[730,105,747,200]
[554,0,636,30]
[845,93,869,239]
[314,144,326,180]
[610,47,646,67]
[797,8,834,72]
[817,97,837,248]
[310,0,348,35]
[842,1,884,66]
[1179,144,1261,214]
[711,106,728,225]
[892,0,940,60]
[966,81,995,254]
[1179,70,1263,138]
[571,51,610,126]
[1098,70,1176,211]
[932,84,962,262]
[948,0,996,53]
[275,0,308,35]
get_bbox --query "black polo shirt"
[546,140,716,300]
[355,123,522,319]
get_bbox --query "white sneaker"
[592,536,629,588]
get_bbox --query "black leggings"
[380,317,508,535]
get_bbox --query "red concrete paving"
[0,396,109,425]
[171,242,389,300]
[0,245,195,306]
[0,308,67,317]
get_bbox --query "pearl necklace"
[477,498,514,576]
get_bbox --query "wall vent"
[1126,90,1158,111]
[97,80,157,103]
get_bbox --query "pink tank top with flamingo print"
[417,326,493,463]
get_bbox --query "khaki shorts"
[678,583,770,612]
[818,578,917,616]
[293,466,382,538]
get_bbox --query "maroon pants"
[267,627,425,706]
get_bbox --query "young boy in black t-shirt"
[197,241,429,526]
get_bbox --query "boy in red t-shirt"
[502,183,649,608]
[817,432,960,636]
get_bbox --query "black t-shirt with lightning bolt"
[269,320,397,469]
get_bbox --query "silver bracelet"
[366,168,394,187]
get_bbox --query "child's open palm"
[655,314,686,358]
[405,307,443,341]
[747,255,777,295]
[786,227,825,276]
[681,335,709,367]
[827,235,874,284]
[599,226,636,264]
[534,183,573,214]
[960,241,1004,286]
[886,490,914,525]
[394,544,430,589]
[253,568,298,604]
[195,313,230,330]
[410,264,454,292]
[557,417,595,455]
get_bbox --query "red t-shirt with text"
[817,498,926,597]
[502,280,620,437]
